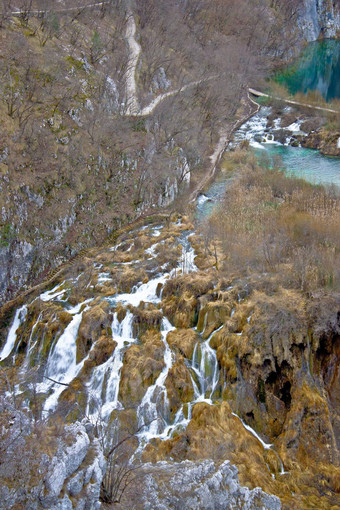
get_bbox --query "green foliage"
[0,224,15,247]
[90,30,104,64]
[66,56,85,71]
[132,118,147,132]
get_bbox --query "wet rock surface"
[0,217,339,509]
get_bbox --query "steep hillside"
[297,0,340,40]
[0,0,300,304]
[0,159,339,509]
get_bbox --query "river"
[197,41,340,218]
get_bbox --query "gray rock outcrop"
[141,459,281,510]
[0,407,106,510]
[298,0,340,41]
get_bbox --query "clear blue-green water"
[197,41,340,218]
[256,145,340,188]
[275,39,340,101]
[197,111,340,218]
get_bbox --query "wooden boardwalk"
[248,88,340,114]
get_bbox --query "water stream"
[197,105,340,219]
[3,40,337,474]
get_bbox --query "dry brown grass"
[203,160,340,293]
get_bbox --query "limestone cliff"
[298,0,340,40]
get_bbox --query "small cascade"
[39,283,67,302]
[232,412,272,449]
[87,311,135,419]
[38,305,90,412]
[136,317,175,443]
[21,312,43,370]
[110,275,167,307]
[179,233,198,274]
[190,326,223,403]
[273,450,288,476]
[231,412,287,476]
[201,311,208,335]
[190,343,201,398]
[232,108,270,150]
[0,305,27,361]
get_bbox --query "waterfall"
[136,317,175,443]
[231,412,272,449]
[179,233,198,274]
[0,305,27,361]
[38,305,90,412]
[21,312,43,370]
[87,311,135,419]
[109,275,167,307]
[39,282,67,302]
[231,412,287,476]
[190,325,223,403]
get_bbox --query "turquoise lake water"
[256,145,340,187]
[275,39,340,101]
[197,41,340,218]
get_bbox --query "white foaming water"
[136,317,175,443]
[109,232,197,307]
[40,283,66,302]
[231,412,272,449]
[110,274,168,307]
[67,298,93,315]
[197,194,210,206]
[286,120,305,134]
[21,312,42,370]
[87,311,135,418]
[190,326,223,403]
[232,108,270,149]
[180,245,198,274]
[151,225,163,237]
[97,272,112,283]
[145,242,159,256]
[0,305,27,361]
[39,305,91,412]
[158,325,225,441]
[231,412,287,475]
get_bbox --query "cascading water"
[0,305,27,361]
[136,317,175,443]
[39,305,91,412]
[87,227,199,443]
[190,325,223,403]
[231,107,340,188]
[231,412,287,476]
[21,312,43,371]
[86,311,135,418]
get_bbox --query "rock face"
[0,401,106,510]
[301,129,340,156]
[141,460,281,510]
[1,217,339,509]
[298,0,340,41]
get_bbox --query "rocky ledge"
[140,460,281,510]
